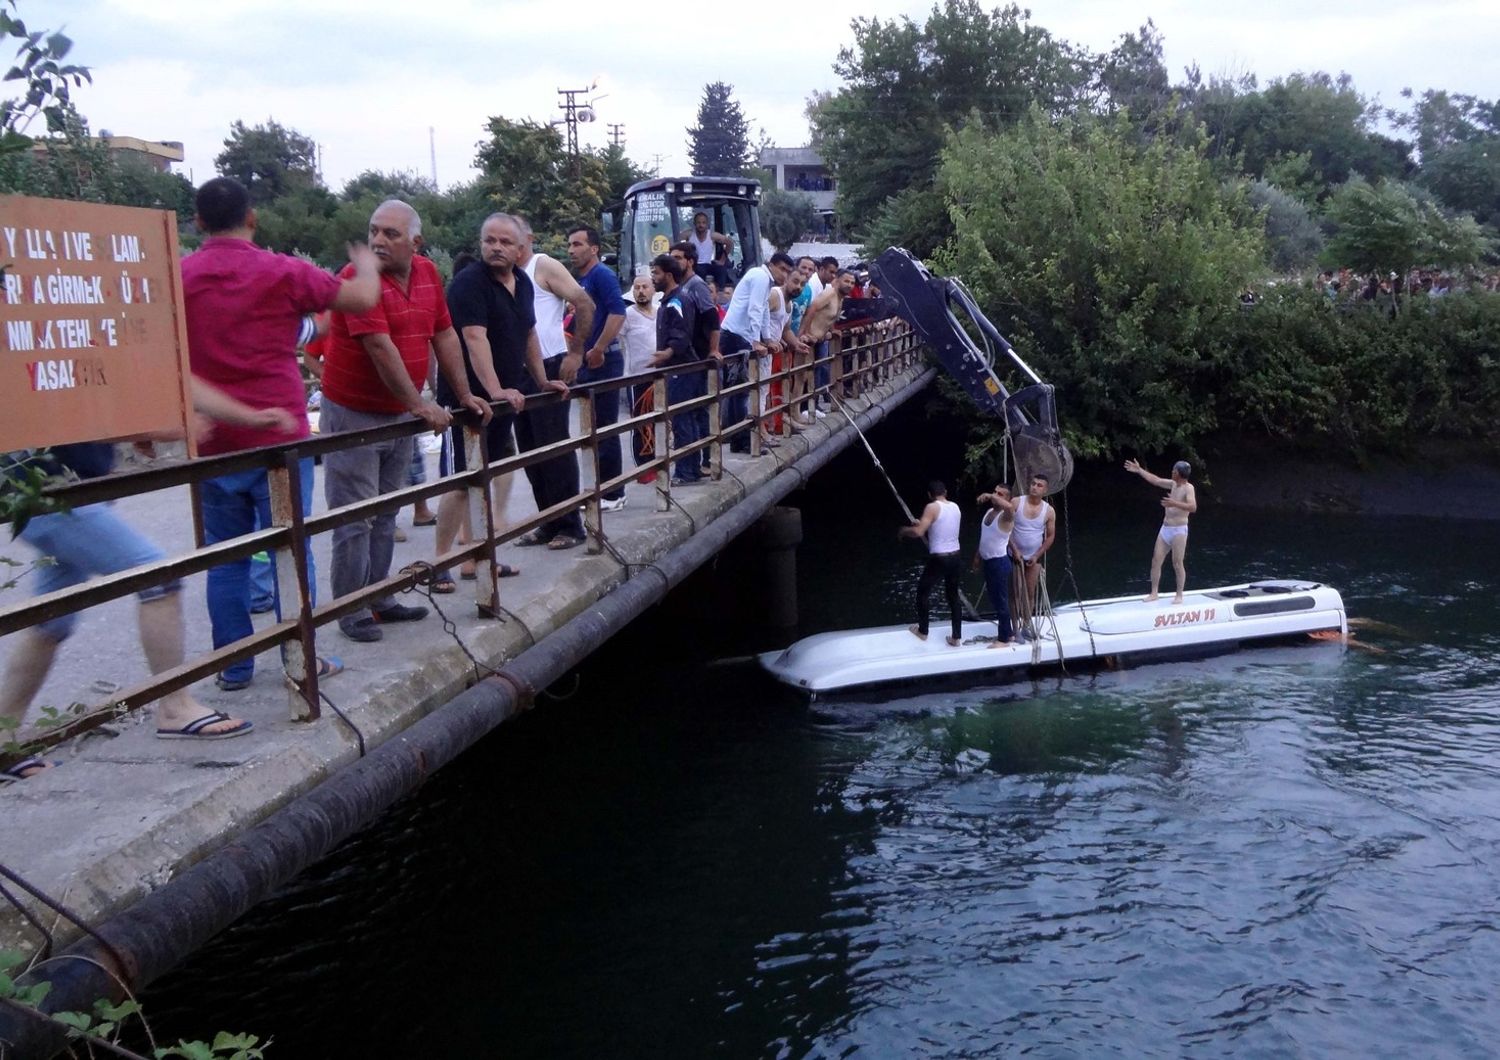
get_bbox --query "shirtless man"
[796,268,855,417]
[1009,473,1056,638]
[1125,458,1198,604]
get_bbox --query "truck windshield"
[618,191,759,283]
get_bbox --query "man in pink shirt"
[321,199,497,643]
[183,176,381,690]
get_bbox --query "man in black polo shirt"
[433,213,567,584]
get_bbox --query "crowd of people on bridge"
[0,178,880,780]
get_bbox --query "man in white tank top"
[511,217,595,547]
[898,480,965,646]
[1009,472,1056,638]
[682,211,730,271]
[972,484,1018,646]
[1124,458,1198,604]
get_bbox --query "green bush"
[1216,286,1500,459]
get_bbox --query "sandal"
[547,534,584,551]
[431,575,458,594]
[515,529,550,547]
[498,563,521,577]
[0,756,55,784]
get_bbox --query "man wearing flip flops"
[429,214,568,590]
[183,177,382,685]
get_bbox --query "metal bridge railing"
[0,320,919,753]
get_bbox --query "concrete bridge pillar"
[756,505,803,627]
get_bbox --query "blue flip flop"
[156,711,254,741]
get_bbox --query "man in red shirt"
[183,176,381,690]
[321,199,497,643]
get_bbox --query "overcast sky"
[34,0,1500,195]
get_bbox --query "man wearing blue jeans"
[182,177,381,685]
[198,457,318,684]
[719,252,795,453]
[669,241,721,474]
[646,254,701,484]
[567,226,628,511]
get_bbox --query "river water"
[142,421,1500,1058]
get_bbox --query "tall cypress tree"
[686,82,752,176]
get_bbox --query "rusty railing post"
[272,451,318,722]
[579,390,602,554]
[706,360,722,480]
[466,421,500,619]
[748,351,762,459]
[653,371,671,511]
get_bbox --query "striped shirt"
[323,254,452,414]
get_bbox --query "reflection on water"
[142,438,1500,1058]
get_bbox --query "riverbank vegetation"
[812,1,1500,473]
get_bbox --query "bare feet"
[909,625,928,641]
[1145,593,1158,603]
[946,635,962,647]
[1172,594,1185,604]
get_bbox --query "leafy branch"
[0,949,267,1058]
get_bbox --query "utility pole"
[428,126,438,188]
[556,84,592,175]
[608,123,625,148]
[650,153,665,176]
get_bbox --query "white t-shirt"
[620,305,657,376]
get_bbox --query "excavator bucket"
[869,248,1073,493]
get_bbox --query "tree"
[473,115,611,239]
[595,142,650,205]
[760,188,818,251]
[340,169,436,201]
[0,0,89,154]
[214,119,320,205]
[686,81,752,176]
[1397,89,1500,225]
[813,1,1090,242]
[1095,20,1171,130]
[933,107,1266,459]
[1322,178,1492,279]
[1189,72,1411,194]
[1246,179,1323,273]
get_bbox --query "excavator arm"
[869,247,1074,492]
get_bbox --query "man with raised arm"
[183,176,381,689]
[321,200,495,643]
[1124,458,1198,604]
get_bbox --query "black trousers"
[916,552,963,640]
[514,353,584,541]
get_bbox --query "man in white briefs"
[1124,458,1198,604]
[898,480,964,647]
[1009,472,1056,639]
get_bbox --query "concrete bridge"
[0,325,932,1048]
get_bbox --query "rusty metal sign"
[0,194,194,453]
